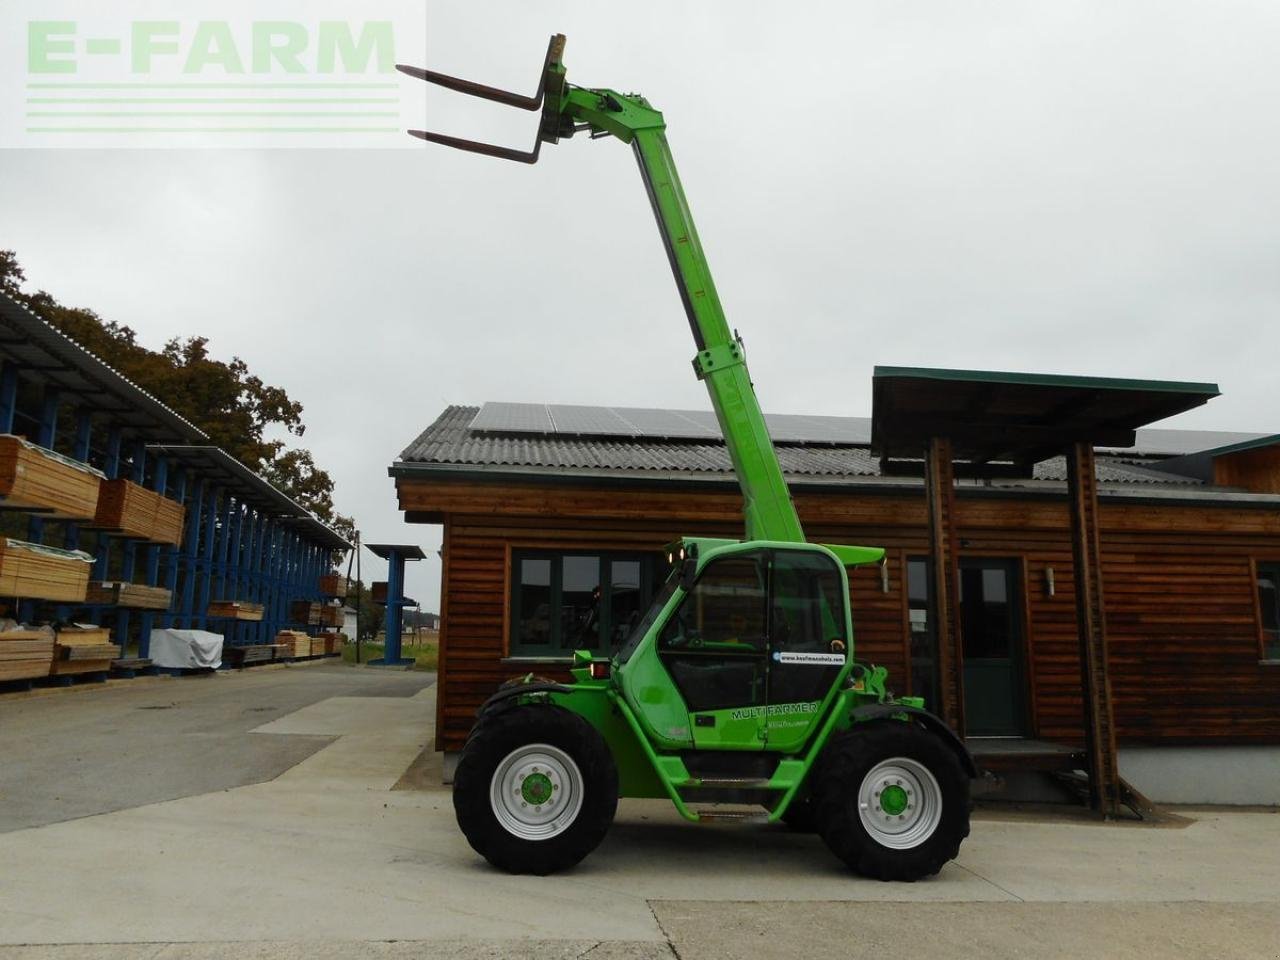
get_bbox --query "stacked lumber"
[309,637,327,657]
[53,624,120,676]
[0,625,56,682]
[319,573,348,597]
[0,435,104,520]
[223,644,273,667]
[85,581,171,610]
[206,600,264,621]
[110,657,151,674]
[0,539,94,602]
[274,630,311,659]
[318,632,346,654]
[289,601,343,627]
[93,478,185,545]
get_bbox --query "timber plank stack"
[223,644,273,667]
[206,600,265,621]
[290,601,343,628]
[85,581,172,610]
[0,435,103,520]
[274,630,311,659]
[318,632,345,654]
[53,625,120,676]
[110,657,152,676]
[0,539,94,603]
[0,627,56,682]
[309,637,327,657]
[319,573,348,597]
[93,478,185,545]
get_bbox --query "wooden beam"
[1066,441,1121,817]
[880,416,1137,458]
[924,437,965,733]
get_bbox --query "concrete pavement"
[0,664,1277,958]
[0,662,433,832]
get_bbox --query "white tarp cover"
[150,629,223,669]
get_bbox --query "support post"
[195,487,220,630]
[137,456,169,655]
[54,409,94,621]
[23,388,61,572]
[113,441,147,647]
[225,501,245,644]
[178,479,206,627]
[372,549,413,666]
[159,470,187,629]
[91,427,123,585]
[924,437,965,733]
[0,361,18,433]
[1066,441,1120,817]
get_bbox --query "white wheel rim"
[489,743,584,841]
[857,756,943,850]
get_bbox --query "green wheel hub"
[879,783,909,816]
[521,772,554,805]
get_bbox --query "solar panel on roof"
[548,404,637,436]
[467,402,880,444]
[613,407,720,439]
[469,402,555,433]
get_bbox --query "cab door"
[765,549,849,752]
[655,550,769,749]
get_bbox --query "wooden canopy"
[870,366,1220,818]
[871,366,1220,475]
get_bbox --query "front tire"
[454,704,617,874]
[812,723,969,881]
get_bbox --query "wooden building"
[392,391,1280,805]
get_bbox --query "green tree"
[0,249,355,540]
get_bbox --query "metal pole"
[137,455,169,656]
[355,531,362,662]
[195,487,220,630]
[113,440,147,646]
[0,361,18,433]
[178,479,206,628]
[159,470,188,629]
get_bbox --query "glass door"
[959,559,1026,737]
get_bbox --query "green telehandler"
[399,35,975,880]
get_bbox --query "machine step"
[692,777,773,788]
[692,808,771,824]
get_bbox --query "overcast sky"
[3,1,1278,610]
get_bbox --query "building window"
[1257,563,1280,661]
[907,557,938,705]
[509,550,660,659]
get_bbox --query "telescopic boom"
[399,35,804,543]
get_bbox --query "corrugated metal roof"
[421,401,1268,459]
[148,445,350,551]
[396,405,1205,488]
[0,292,207,443]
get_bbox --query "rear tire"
[453,704,618,875]
[812,723,969,881]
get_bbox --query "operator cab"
[615,538,879,753]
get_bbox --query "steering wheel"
[665,610,698,648]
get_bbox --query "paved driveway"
[0,663,1276,959]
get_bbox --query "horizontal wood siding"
[403,476,1280,752]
